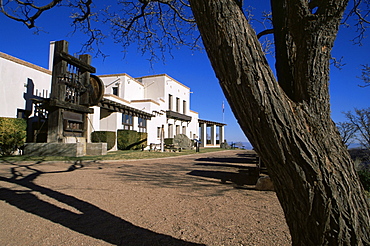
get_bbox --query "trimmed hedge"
[91,131,116,150]
[0,117,27,155]
[164,138,174,146]
[117,130,147,150]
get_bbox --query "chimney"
[48,41,56,71]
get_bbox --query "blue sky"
[0,2,369,146]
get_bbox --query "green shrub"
[164,138,174,146]
[117,130,147,150]
[138,132,147,149]
[358,170,370,192]
[0,117,27,155]
[91,131,116,150]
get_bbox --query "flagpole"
[222,101,225,123]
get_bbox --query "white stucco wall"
[139,74,191,113]
[164,77,190,114]
[99,74,145,101]
[0,52,51,118]
[123,77,144,101]
[139,76,166,102]
[188,110,200,139]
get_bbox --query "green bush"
[117,130,147,150]
[164,138,174,146]
[91,131,116,150]
[358,170,370,192]
[0,117,27,155]
[138,132,147,149]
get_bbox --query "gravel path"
[0,150,291,245]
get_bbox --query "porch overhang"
[198,119,226,126]
[98,98,154,120]
[166,110,192,122]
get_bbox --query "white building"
[0,44,226,151]
[0,52,51,119]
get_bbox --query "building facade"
[0,43,225,151]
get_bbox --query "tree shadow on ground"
[111,151,260,193]
[0,164,204,246]
[235,152,258,158]
[187,169,259,186]
[195,156,258,165]
[190,152,260,187]
[194,162,253,169]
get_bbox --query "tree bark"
[189,0,370,245]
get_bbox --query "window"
[183,100,186,114]
[122,114,133,130]
[112,87,118,96]
[176,125,180,135]
[157,127,161,138]
[182,126,186,135]
[168,94,173,110]
[138,118,147,133]
[176,97,180,112]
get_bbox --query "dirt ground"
[0,150,291,246]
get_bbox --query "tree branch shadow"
[195,156,258,164]
[0,163,204,246]
[187,169,259,186]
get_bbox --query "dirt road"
[0,150,291,245]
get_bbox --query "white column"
[87,106,101,143]
[211,124,217,146]
[115,112,121,130]
[200,123,207,147]
[90,106,101,131]
[110,112,120,151]
[132,116,138,131]
[219,125,225,145]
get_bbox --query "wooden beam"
[59,51,96,73]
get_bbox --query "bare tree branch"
[342,0,370,44]
[358,64,370,87]
[105,1,200,64]
[72,0,92,23]
[331,56,346,70]
[0,0,62,28]
[257,28,274,39]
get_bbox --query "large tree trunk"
[189,0,370,245]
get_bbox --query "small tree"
[0,118,27,155]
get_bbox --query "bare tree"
[345,108,370,149]
[1,0,370,244]
[337,121,358,147]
